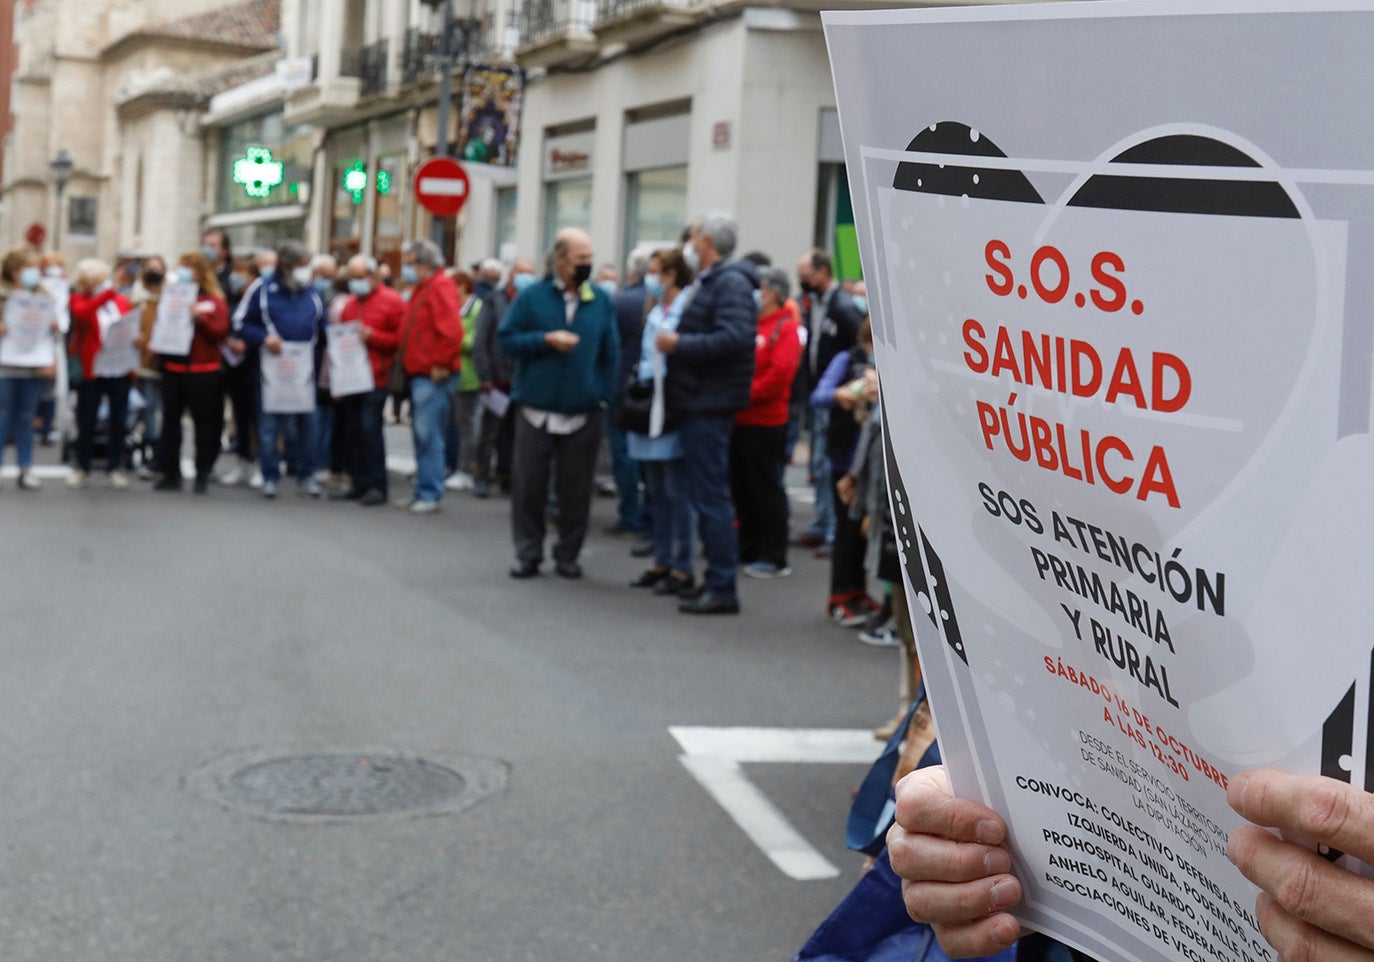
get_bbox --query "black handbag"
[615,376,655,434]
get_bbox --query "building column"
[360,121,379,257]
[308,130,331,254]
[318,0,346,82]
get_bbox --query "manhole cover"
[186,748,508,823]
[224,755,465,817]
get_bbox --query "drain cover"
[186,748,508,823]
[224,755,464,817]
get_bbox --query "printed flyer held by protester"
[825,3,1374,961]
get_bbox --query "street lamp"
[49,149,74,252]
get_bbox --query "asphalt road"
[0,436,897,961]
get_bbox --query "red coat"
[737,307,802,428]
[401,270,463,376]
[340,284,406,388]
[160,291,230,371]
[69,288,133,380]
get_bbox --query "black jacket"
[666,258,758,417]
[613,283,648,390]
[804,285,864,385]
[473,286,516,385]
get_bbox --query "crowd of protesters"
[0,211,917,727]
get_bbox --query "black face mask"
[571,263,592,288]
[143,271,164,287]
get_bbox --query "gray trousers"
[512,412,604,565]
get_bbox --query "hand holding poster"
[325,322,373,398]
[149,281,198,357]
[260,341,315,413]
[93,309,141,378]
[825,4,1374,962]
[0,291,56,368]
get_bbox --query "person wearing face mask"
[67,259,136,490]
[218,254,262,487]
[33,252,69,448]
[655,212,759,615]
[150,253,230,494]
[331,255,406,506]
[0,247,60,490]
[732,267,803,580]
[394,239,464,514]
[605,251,649,540]
[626,247,695,596]
[471,258,533,497]
[235,241,326,499]
[307,254,343,490]
[132,255,167,476]
[794,248,865,558]
[498,227,620,578]
[441,268,492,493]
[594,264,620,299]
[810,319,880,625]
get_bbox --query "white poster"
[93,309,140,378]
[826,4,1374,962]
[325,322,374,398]
[260,341,315,414]
[149,282,198,357]
[0,291,56,368]
[41,278,70,335]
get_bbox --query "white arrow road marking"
[670,726,880,881]
[419,177,467,197]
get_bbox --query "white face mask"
[682,242,701,273]
[291,266,313,290]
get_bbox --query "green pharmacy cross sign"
[343,161,393,205]
[233,146,285,199]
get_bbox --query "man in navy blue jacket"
[235,240,326,500]
[656,212,758,614]
[607,251,649,537]
[499,227,619,580]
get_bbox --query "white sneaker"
[17,471,42,491]
[299,478,322,499]
[248,468,264,490]
[445,471,475,492]
[410,499,441,514]
[313,468,331,484]
[218,460,248,486]
[106,470,129,490]
[67,470,88,490]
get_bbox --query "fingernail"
[1227,772,1251,812]
[983,848,1011,874]
[991,918,1018,947]
[975,819,1003,845]
[990,879,1017,909]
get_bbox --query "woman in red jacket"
[151,252,229,494]
[68,259,135,489]
[732,266,803,579]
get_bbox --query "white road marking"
[670,726,879,881]
[0,459,195,481]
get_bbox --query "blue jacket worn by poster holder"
[846,690,938,858]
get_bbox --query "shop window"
[373,155,405,264]
[542,177,591,252]
[217,113,313,213]
[624,165,687,260]
[495,186,518,259]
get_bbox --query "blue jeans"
[0,376,44,469]
[641,457,693,573]
[606,407,644,531]
[808,406,836,541]
[680,413,739,599]
[258,409,315,484]
[410,374,457,502]
[313,395,334,476]
[141,378,163,445]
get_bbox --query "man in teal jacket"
[498,227,620,580]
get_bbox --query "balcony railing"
[358,39,389,96]
[597,0,692,18]
[401,19,490,87]
[518,0,596,48]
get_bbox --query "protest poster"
[93,309,141,378]
[825,4,1374,961]
[149,282,198,357]
[325,322,373,398]
[0,291,56,368]
[260,341,315,414]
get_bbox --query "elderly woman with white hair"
[68,258,135,489]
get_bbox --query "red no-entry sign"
[414,157,470,217]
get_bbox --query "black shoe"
[358,489,386,507]
[630,568,669,589]
[630,537,654,558]
[510,561,541,579]
[555,561,583,580]
[679,593,741,615]
[193,476,209,495]
[473,480,490,499]
[655,573,696,598]
[330,487,362,501]
[152,476,182,492]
